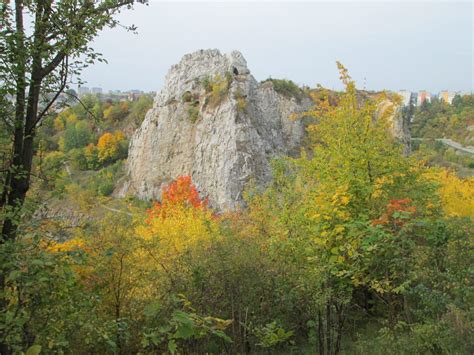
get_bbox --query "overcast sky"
[81,1,473,93]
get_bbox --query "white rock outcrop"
[117,49,312,209]
[118,49,411,209]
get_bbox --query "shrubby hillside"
[410,95,474,175]
[1,65,472,354]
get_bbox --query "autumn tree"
[247,63,436,355]
[0,1,147,353]
[97,131,127,163]
[424,168,474,219]
[135,177,217,291]
[0,0,147,238]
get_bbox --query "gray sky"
[81,1,473,93]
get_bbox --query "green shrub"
[254,321,294,349]
[98,181,114,196]
[201,75,212,93]
[181,91,193,103]
[263,78,304,102]
[202,73,233,108]
[69,148,88,170]
[187,106,200,123]
[130,94,153,124]
[89,160,124,196]
[42,151,66,173]
[84,144,101,170]
[39,150,67,190]
[234,88,247,113]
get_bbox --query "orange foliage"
[147,176,208,221]
[372,198,416,228]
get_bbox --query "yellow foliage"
[65,113,78,126]
[53,115,65,131]
[58,136,65,151]
[48,237,88,253]
[120,101,129,111]
[425,168,474,219]
[103,106,113,120]
[114,130,125,141]
[208,74,230,108]
[96,131,125,162]
[136,203,218,264]
[122,177,218,294]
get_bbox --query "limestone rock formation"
[377,100,412,155]
[117,49,411,209]
[117,49,312,209]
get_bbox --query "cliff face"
[117,49,312,209]
[118,49,411,209]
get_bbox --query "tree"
[0,0,147,240]
[97,130,127,163]
[246,63,436,355]
[62,120,92,152]
[136,177,217,291]
[0,1,147,353]
[130,94,153,124]
[425,168,474,219]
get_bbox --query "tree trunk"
[318,310,324,355]
[334,304,345,355]
[0,1,26,353]
[326,302,331,355]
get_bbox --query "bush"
[234,88,247,113]
[203,73,233,108]
[187,106,200,123]
[263,78,304,102]
[84,143,100,170]
[39,150,68,192]
[103,102,129,122]
[69,148,88,170]
[98,180,115,196]
[181,91,193,103]
[42,151,66,176]
[89,160,124,196]
[201,75,212,93]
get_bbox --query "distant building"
[78,86,90,96]
[397,90,412,106]
[417,90,431,106]
[91,87,103,94]
[439,91,456,104]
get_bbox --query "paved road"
[411,138,474,155]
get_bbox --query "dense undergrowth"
[1,68,473,354]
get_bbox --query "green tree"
[130,94,153,124]
[62,120,92,152]
[0,1,147,353]
[247,63,436,354]
[0,0,147,240]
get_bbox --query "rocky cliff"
[117,49,410,210]
[117,49,312,209]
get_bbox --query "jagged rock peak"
[155,49,250,107]
[117,49,312,210]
